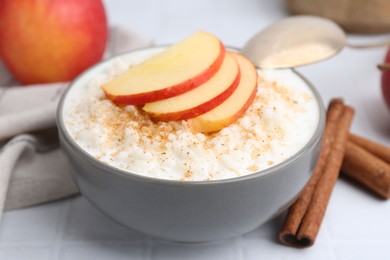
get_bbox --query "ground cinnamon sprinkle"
[247,165,259,172]
[183,170,194,179]
[65,68,319,181]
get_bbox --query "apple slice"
[102,31,225,105]
[142,53,240,121]
[188,53,258,133]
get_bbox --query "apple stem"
[377,63,390,71]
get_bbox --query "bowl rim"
[57,45,326,187]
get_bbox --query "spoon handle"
[347,41,390,49]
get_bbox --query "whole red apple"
[0,0,108,84]
[380,49,390,110]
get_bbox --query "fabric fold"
[0,27,151,220]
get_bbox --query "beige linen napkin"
[0,27,151,219]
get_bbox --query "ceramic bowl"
[57,46,325,242]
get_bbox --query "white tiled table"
[1,0,390,259]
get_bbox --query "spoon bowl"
[242,15,346,69]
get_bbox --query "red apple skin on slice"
[142,53,240,121]
[102,31,225,105]
[188,52,258,133]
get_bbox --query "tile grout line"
[50,200,72,260]
[235,235,245,260]
[144,236,157,260]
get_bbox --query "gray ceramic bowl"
[57,46,325,243]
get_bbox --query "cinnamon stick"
[296,106,354,244]
[279,99,344,247]
[279,99,355,248]
[342,141,390,199]
[349,133,390,165]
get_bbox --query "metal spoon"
[242,15,347,69]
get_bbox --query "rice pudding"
[63,47,320,181]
